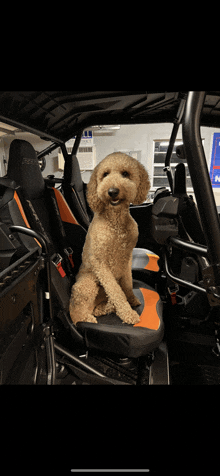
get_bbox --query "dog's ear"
[87,165,104,213]
[133,162,151,205]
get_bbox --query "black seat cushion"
[75,280,164,358]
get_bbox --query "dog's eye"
[121,171,130,178]
[102,171,109,179]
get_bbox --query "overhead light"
[160,141,183,147]
[92,125,121,134]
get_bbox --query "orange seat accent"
[14,191,31,229]
[53,188,79,225]
[133,288,160,330]
[14,191,41,247]
[145,253,159,272]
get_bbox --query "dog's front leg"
[119,257,141,307]
[69,272,100,325]
[91,259,140,325]
[120,272,141,307]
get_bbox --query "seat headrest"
[7,139,45,199]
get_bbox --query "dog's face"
[87,152,151,213]
[97,154,140,207]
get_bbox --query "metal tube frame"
[169,236,208,257]
[164,252,206,294]
[182,91,220,267]
[164,97,186,193]
[9,225,56,384]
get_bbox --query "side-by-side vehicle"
[1,91,220,385]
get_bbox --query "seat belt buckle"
[64,247,74,268]
[170,292,177,305]
[52,253,66,278]
[168,283,179,305]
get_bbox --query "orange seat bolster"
[134,288,160,330]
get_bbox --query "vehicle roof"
[0,91,220,145]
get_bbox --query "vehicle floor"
[165,307,220,385]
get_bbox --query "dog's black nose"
[108,188,119,199]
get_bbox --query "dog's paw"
[84,314,98,324]
[122,310,140,325]
[128,295,141,307]
[71,313,98,325]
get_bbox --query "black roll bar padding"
[63,129,84,184]
[164,122,179,194]
[164,97,187,194]
[182,91,220,266]
[71,128,84,157]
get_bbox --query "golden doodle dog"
[69,152,150,325]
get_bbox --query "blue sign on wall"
[210,132,220,187]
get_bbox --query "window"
[153,140,193,190]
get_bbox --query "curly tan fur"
[69,152,151,325]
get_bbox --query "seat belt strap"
[51,253,66,278]
[64,247,74,269]
[46,186,75,273]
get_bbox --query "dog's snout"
[108,188,119,199]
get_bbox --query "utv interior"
[1,91,220,385]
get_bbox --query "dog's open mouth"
[110,199,122,206]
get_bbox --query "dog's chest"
[111,219,138,251]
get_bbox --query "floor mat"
[170,362,220,384]
[166,318,220,384]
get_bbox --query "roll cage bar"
[183,92,220,266]
[170,91,220,305]
[163,94,187,194]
